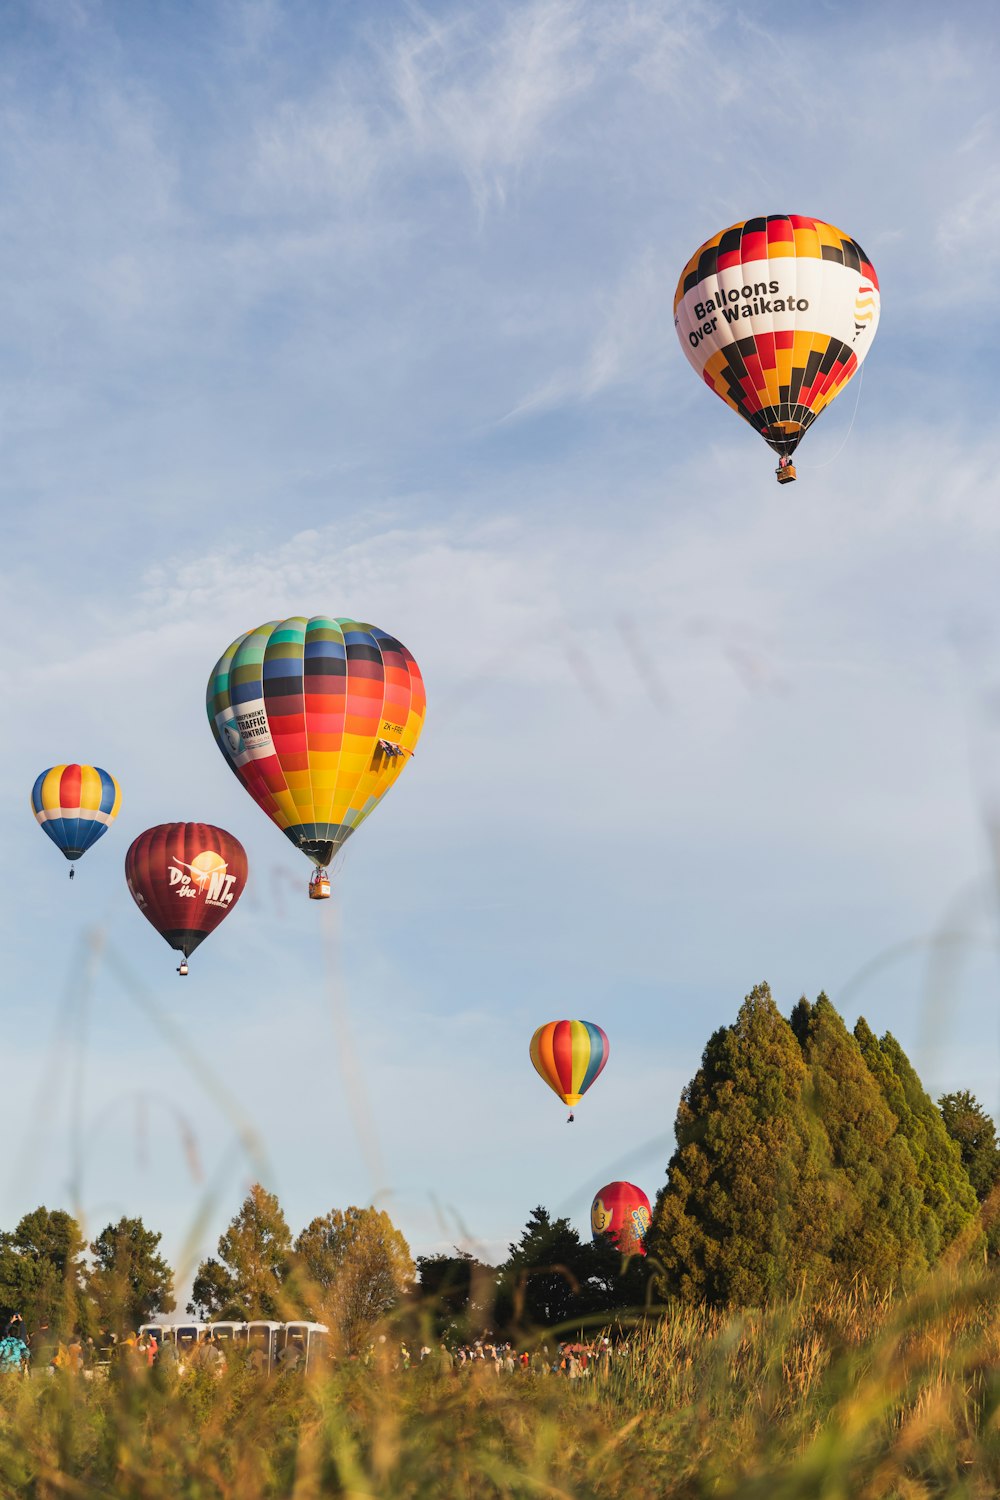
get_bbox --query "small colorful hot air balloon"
[206,616,425,899]
[31,764,121,878]
[591,1181,651,1256]
[125,823,247,975]
[529,1020,609,1121]
[674,215,880,482]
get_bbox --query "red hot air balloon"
[125,823,247,975]
[590,1182,651,1256]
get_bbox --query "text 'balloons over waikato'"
[674,215,879,481]
[206,616,425,899]
[125,823,247,975]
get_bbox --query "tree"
[189,1184,291,1319]
[415,1251,499,1339]
[292,1207,414,1353]
[499,1207,601,1332]
[648,984,841,1305]
[790,995,927,1289]
[87,1218,175,1336]
[854,1021,978,1259]
[0,1208,87,1335]
[939,1092,1000,1202]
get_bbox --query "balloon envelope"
[674,214,880,462]
[125,823,247,960]
[206,616,425,870]
[31,764,121,861]
[529,1020,609,1107]
[591,1181,651,1256]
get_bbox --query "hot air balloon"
[529,1020,609,1121]
[591,1181,651,1256]
[31,764,121,878]
[674,215,880,482]
[206,617,425,899]
[125,823,247,975]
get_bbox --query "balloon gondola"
[674,215,880,481]
[206,617,425,899]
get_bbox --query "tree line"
[0,1189,652,1351]
[5,984,997,1343]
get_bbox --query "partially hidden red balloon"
[125,823,247,968]
[590,1181,651,1256]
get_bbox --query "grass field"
[4,1264,1000,1497]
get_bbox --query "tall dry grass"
[6,1266,1000,1496]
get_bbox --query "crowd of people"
[0,1315,622,1382]
[384,1336,618,1378]
[0,1318,294,1379]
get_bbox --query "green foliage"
[648,983,840,1304]
[0,1207,88,1336]
[791,994,928,1289]
[650,986,982,1307]
[87,1217,175,1336]
[498,1206,648,1334]
[499,1207,592,1330]
[939,1090,1000,1202]
[415,1252,499,1339]
[854,1019,979,1258]
[292,1206,414,1352]
[189,1183,292,1320]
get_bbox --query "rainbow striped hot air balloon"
[529,1020,609,1122]
[31,764,121,878]
[206,616,425,900]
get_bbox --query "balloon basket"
[177,960,189,977]
[776,463,797,485]
[308,869,331,901]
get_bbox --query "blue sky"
[4,0,1000,1290]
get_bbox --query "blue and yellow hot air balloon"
[530,1020,609,1122]
[31,764,121,878]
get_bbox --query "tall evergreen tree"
[854,1020,978,1259]
[87,1218,175,1336]
[648,984,840,1305]
[791,996,927,1289]
[189,1184,291,1319]
[499,1207,599,1331]
[416,1252,499,1339]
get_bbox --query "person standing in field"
[31,1320,57,1376]
[0,1330,29,1377]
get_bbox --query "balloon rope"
[806,362,865,471]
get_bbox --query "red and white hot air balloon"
[125,823,247,975]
